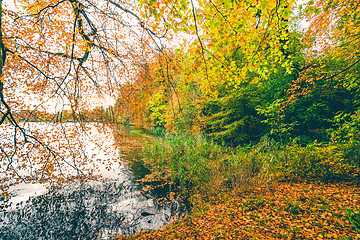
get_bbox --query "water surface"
[0,123,182,239]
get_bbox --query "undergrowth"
[118,130,360,239]
[140,131,360,197]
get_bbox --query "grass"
[140,132,288,196]
[118,130,360,239]
[141,132,226,195]
[346,208,360,234]
[140,132,360,197]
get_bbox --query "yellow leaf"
[269,0,277,9]
[250,17,257,24]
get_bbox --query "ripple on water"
[0,177,183,240]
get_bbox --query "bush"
[139,133,360,198]
[141,134,287,195]
[141,132,226,194]
[342,141,360,168]
[284,142,360,181]
[329,110,360,168]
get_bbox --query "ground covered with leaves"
[118,181,359,239]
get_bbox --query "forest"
[0,0,360,239]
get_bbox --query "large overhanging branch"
[0,0,184,189]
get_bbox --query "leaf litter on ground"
[117,181,360,239]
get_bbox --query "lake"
[0,122,183,239]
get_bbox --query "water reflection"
[0,168,182,239]
[0,124,184,239]
[126,160,151,180]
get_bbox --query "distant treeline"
[13,106,119,124]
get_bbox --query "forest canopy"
[117,0,360,145]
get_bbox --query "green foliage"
[124,0,360,194]
[147,127,166,137]
[283,142,360,181]
[200,30,306,145]
[140,130,360,198]
[286,200,303,215]
[169,78,203,133]
[346,208,360,234]
[141,134,276,194]
[141,132,225,194]
[284,74,358,141]
[147,92,167,127]
[202,88,264,146]
[256,100,297,141]
[329,110,360,168]
[330,111,360,143]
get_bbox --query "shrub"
[284,142,360,181]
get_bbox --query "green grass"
[346,208,360,233]
[141,133,284,196]
[139,132,360,197]
[141,132,224,194]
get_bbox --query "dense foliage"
[115,1,360,236]
[116,0,360,151]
